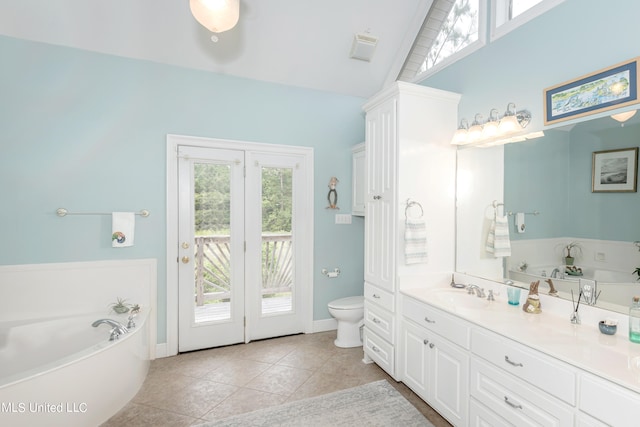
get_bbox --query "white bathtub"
[508,266,639,308]
[0,310,150,427]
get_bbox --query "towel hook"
[405,199,424,219]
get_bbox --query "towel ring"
[492,200,505,216]
[405,199,424,219]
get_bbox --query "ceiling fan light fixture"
[190,0,239,34]
[611,110,637,123]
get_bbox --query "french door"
[176,143,310,352]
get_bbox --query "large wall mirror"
[456,110,640,314]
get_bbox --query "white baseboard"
[154,319,338,359]
[155,343,171,359]
[312,318,338,333]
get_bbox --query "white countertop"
[400,277,640,395]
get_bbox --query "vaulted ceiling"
[0,0,446,99]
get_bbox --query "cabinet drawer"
[471,328,576,405]
[365,282,395,312]
[579,373,640,427]
[402,296,470,349]
[469,398,511,427]
[364,303,394,343]
[471,358,574,427]
[363,328,394,376]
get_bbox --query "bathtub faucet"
[92,319,129,341]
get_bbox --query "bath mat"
[196,380,433,427]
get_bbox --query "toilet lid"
[328,296,364,310]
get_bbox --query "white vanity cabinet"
[579,372,640,427]
[400,296,470,426]
[351,142,365,216]
[400,285,640,427]
[361,82,460,378]
[469,328,576,427]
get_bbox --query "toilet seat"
[328,296,363,310]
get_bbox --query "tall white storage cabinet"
[362,82,460,378]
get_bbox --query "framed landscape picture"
[544,58,639,125]
[592,147,638,193]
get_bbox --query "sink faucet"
[466,284,486,298]
[550,268,563,279]
[92,318,129,340]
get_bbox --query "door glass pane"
[193,162,232,323]
[261,166,293,315]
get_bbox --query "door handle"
[181,256,190,264]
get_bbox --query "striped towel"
[405,218,428,264]
[486,214,511,257]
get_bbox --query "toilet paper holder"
[322,268,341,278]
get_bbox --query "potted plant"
[634,267,640,281]
[109,297,131,314]
[563,242,582,265]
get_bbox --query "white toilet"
[328,296,364,348]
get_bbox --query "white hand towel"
[405,218,428,264]
[112,212,135,248]
[485,215,511,257]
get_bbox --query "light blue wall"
[504,123,640,241]
[421,0,640,131]
[420,0,640,241]
[504,132,570,239]
[566,123,640,240]
[0,36,365,343]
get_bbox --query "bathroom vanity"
[398,275,640,427]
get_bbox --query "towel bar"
[507,211,540,216]
[56,208,150,217]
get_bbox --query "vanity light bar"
[452,103,532,146]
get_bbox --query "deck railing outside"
[194,234,293,306]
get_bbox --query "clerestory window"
[399,0,565,82]
[491,0,567,41]
[418,0,483,76]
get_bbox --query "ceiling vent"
[349,32,378,62]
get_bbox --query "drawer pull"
[429,343,435,349]
[424,317,436,324]
[504,396,523,410]
[423,339,429,345]
[372,294,381,299]
[372,345,380,353]
[372,317,381,324]
[504,356,523,367]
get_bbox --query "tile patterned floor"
[102,331,452,426]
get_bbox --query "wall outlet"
[595,252,606,262]
[335,214,352,224]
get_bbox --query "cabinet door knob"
[372,345,380,353]
[429,343,435,349]
[423,339,429,345]
[504,356,524,367]
[181,256,190,264]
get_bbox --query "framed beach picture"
[544,58,640,125]
[592,147,638,193]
